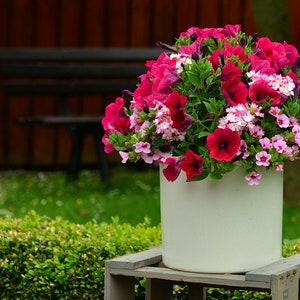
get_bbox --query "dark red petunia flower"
[249,79,280,105]
[165,91,192,130]
[206,128,240,161]
[221,79,248,106]
[180,150,204,181]
[159,156,182,182]
[165,90,187,109]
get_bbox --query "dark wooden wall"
[0,0,299,169]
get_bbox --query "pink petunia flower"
[134,141,151,154]
[273,139,287,153]
[269,106,281,117]
[119,151,129,163]
[259,137,272,149]
[295,132,300,147]
[276,164,284,172]
[249,125,264,138]
[276,114,290,128]
[255,151,271,166]
[237,140,249,159]
[141,150,160,164]
[245,171,262,185]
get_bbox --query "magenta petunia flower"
[180,150,204,181]
[207,128,240,161]
[102,97,130,134]
[151,53,181,94]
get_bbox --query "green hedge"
[0,211,161,299]
[0,211,299,299]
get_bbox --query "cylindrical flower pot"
[159,166,283,273]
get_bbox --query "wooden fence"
[0,0,299,169]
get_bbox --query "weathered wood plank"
[108,246,162,270]
[246,254,300,283]
[109,266,270,289]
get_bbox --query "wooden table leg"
[145,278,173,300]
[104,265,135,300]
[188,283,206,300]
[270,268,299,300]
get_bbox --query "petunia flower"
[221,79,248,106]
[159,156,183,182]
[249,79,280,105]
[102,97,130,134]
[245,171,262,185]
[255,151,271,167]
[206,128,240,161]
[180,150,204,181]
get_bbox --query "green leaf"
[210,171,223,180]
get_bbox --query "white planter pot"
[160,166,283,273]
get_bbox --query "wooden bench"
[0,48,162,185]
[105,247,300,299]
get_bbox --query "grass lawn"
[0,164,300,240]
[0,165,161,226]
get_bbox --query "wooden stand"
[104,246,300,300]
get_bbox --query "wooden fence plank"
[35,0,59,47]
[130,0,153,46]
[287,0,300,48]
[152,0,176,45]
[30,0,59,165]
[7,0,33,46]
[83,0,105,47]
[199,0,220,28]
[241,0,256,34]
[58,0,84,46]
[176,0,199,34]
[105,0,130,47]
[7,97,31,165]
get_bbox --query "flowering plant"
[102,24,300,185]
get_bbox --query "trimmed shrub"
[0,211,161,299]
[0,211,299,299]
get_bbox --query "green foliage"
[0,211,161,299]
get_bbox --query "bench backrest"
[0,47,162,114]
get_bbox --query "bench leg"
[67,127,84,182]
